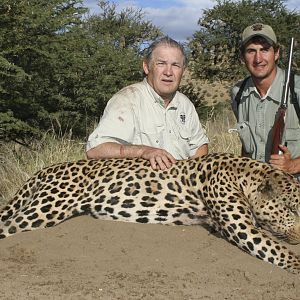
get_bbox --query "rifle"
[271,37,295,155]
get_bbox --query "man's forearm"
[87,142,178,170]
[86,142,145,159]
[191,144,208,159]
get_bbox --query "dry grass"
[0,133,86,204]
[0,108,241,205]
[206,107,241,154]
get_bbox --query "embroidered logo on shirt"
[179,112,186,125]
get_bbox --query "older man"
[86,36,209,170]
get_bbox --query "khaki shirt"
[231,67,300,178]
[87,79,209,159]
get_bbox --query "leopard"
[0,153,300,273]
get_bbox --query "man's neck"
[252,67,277,98]
[162,93,176,108]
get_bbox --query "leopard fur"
[1,153,300,273]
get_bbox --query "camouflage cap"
[242,23,277,45]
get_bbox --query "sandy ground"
[0,216,299,300]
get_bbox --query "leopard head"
[250,170,300,245]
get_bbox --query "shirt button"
[156,140,159,143]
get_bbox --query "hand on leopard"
[269,144,295,173]
[140,146,176,170]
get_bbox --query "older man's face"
[143,45,185,105]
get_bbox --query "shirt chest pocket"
[177,127,192,144]
[139,125,164,147]
[284,127,300,159]
[236,121,256,155]
[285,127,300,141]
[168,125,192,156]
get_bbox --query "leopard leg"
[0,195,84,239]
[213,199,300,273]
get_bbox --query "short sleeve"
[187,105,209,156]
[86,94,135,151]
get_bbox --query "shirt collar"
[143,78,179,109]
[244,67,283,103]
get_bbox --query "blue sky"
[83,0,299,42]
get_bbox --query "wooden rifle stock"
[271,108,286,154]
[271,37,294,154]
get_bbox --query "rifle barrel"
[282,37,294,108]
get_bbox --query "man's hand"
[140,146,177,170]
[269,144,295,173]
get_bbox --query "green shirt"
[231,67,300,178]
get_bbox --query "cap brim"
[242,34,275,45]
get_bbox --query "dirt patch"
[0,216,299,300]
